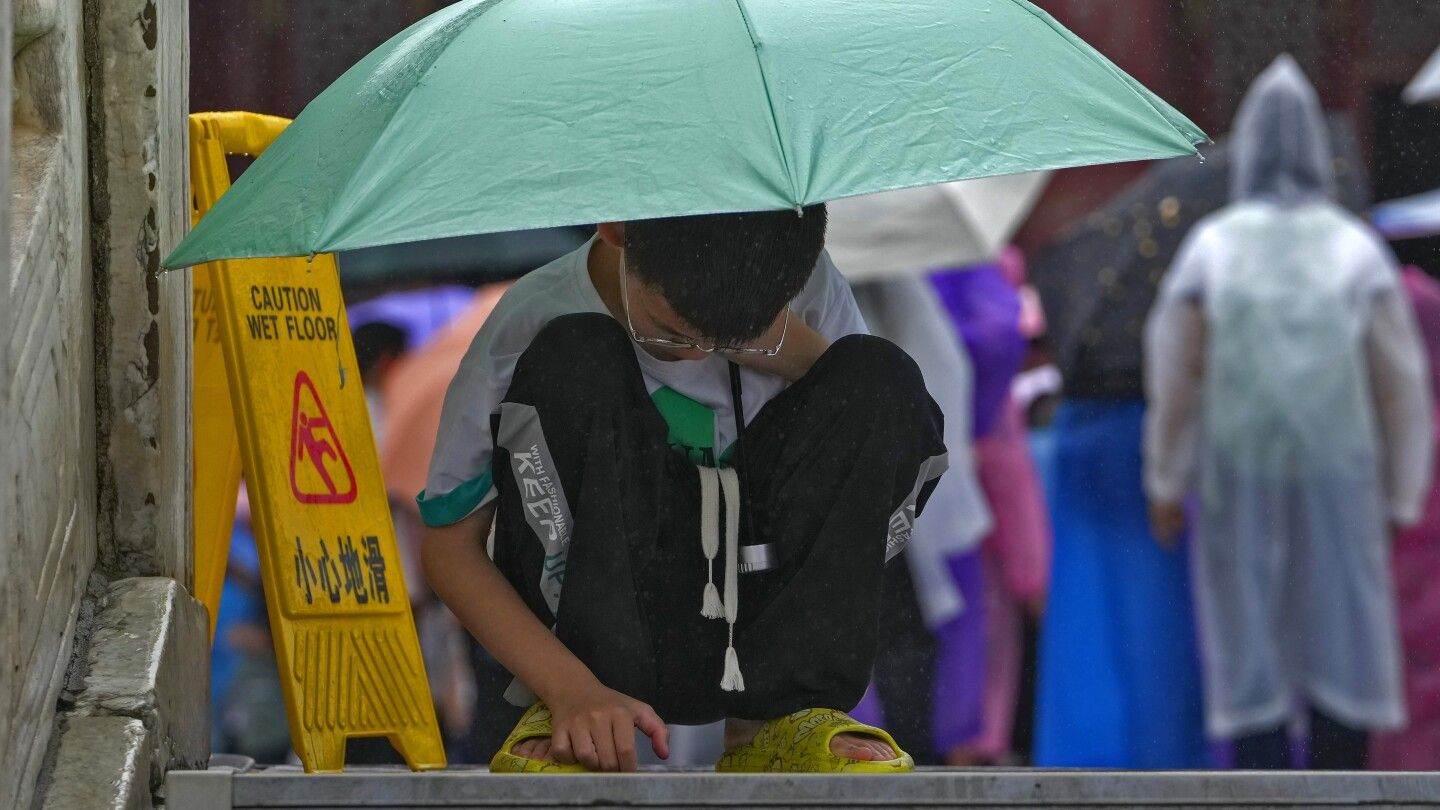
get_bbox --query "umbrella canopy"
[825,172,1050,282]
[165,0,1203,269]
[1031,115,1368,399]
[1374,188,1440,241]
[1406,46,1440,105]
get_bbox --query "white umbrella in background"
[1404,46,1440,104]
[1373,188,1440,240]
[826,171,1051,281]
[830,171,1052,636]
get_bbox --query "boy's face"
[600,221,787,361]
[622,274,723,362]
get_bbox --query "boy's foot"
[510,720,897,763]
[724,718,897,761]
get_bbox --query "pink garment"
[949,398,1052,761]
[1372,267,1440,770]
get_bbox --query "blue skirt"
[1032,399,1209,768]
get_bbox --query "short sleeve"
[416,318,520,527]
[801,251,869,340]
[1159,224,1213,305]
[1142,224,1214,503]
[1364,280,1434,526]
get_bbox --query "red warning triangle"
[289,370,357,505]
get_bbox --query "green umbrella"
[165,0,1204,268]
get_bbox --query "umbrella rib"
[729,0,800,207]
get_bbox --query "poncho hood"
[1230,55,1334,205]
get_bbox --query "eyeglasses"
[619,262,789,357]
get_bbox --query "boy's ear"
[596,221,626,248]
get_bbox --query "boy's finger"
[614,720,638,772]
[550,728,575,765]
[572,727,601,770]
[591,716,620,772]
[634,706,670,760]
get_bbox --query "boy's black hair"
[625,204,827,344]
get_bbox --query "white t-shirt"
[418,236,868,527]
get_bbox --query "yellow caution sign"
[190,112,446,773]
[191,135,248,639]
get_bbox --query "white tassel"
[721,644,746,692]
[701,580,725,619]
[698,467,723,620]
[718,468,745,692]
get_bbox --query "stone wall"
[2,0,96,805]
[88,0,192,583]
[1,0,197,806]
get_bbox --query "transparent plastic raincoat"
[1143,56,1433,737]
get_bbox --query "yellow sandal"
[715,708,915,773]
[489,702,590,774]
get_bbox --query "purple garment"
[345,285,475,350]
[929,264,1026,438]
[932,550,989,753]
[849,550,988,755]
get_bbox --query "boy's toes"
[512,737,553,761]
[830,732,896,761]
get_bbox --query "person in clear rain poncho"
[1144,56,1434,770]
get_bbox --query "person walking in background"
[1144,56,1433,770]
[1032,257,1208,765]
[849,275,994,766]
[1371,266,1440,771]
[937,252,1052,766]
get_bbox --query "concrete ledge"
[64,577,209,795]
[165,766,1440,809]
[42,717,152,810]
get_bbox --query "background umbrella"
[166,0,1202,268]
[346,285,476,351]
[379,286,510,509]
[1030,117,1369,399]
[826,173,1050,282]
[1374,188,1440,241]
[1407,45,1440,105]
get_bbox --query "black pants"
[871,555,939,765]
[1233,708,1369,770]
[491,314,946,723]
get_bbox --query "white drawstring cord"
[718,467,744,692]
[698,466,725,619]
[697,465,746,691]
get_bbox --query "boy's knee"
[819,334,928,401]
[511,313,636,401]
[810,336,941,441]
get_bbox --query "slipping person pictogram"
[290,370,358,504]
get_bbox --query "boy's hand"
[547,679,670,772]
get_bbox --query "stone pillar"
[33,0,206,806]
[87,0,192,583]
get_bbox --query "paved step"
[166,765,1440,809]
